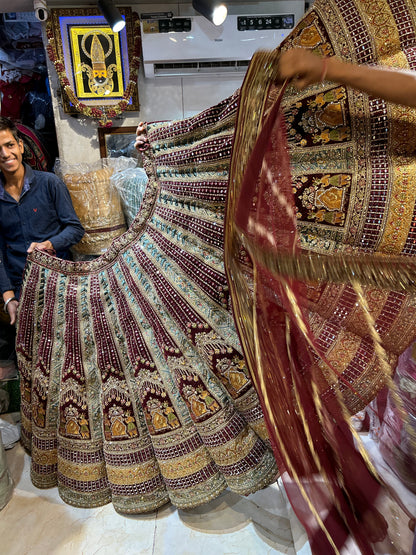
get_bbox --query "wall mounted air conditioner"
[140,3,305,78]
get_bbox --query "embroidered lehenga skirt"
[16,1,416,547]
[16,92,279,512]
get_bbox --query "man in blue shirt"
[0,116,84,324]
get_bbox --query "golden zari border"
[241,234,416,293]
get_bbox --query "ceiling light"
[192,0,228,26]
[97,0,126,33]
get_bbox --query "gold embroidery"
[58,458,107,482]
[106,460,160,485]
[158,448,212,479]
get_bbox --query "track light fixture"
[97,0,125,33]
[192,0,228,26]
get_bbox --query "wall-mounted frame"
[98,126,141,162]
[47,7,140,116]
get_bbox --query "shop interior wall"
[46,2,249,166]
[2,1,307,166]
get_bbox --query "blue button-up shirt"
[0,163,84,294]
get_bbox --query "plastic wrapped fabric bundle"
[110,167,148,227]
[378,343,416,494]
[102,156,137,173]
[55,160,130,256]
[0,436,13,510]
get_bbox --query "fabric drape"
[225,1,416,552]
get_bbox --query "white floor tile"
[2,425,414,555]
[1,442,308,555]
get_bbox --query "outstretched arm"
[278,48,416,108]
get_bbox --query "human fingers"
[6,299,18,325]
[27,240,53,253]
[136,122,147,136]
[27,242,37,253]
[134,136,149,152]
[278,49,324,88]
[278,49,307,80]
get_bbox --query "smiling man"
[0,116,84,324]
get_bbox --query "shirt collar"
[0,163,33,200]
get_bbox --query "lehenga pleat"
[16,91,278,513]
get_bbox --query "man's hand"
[3,292,19,326]
[27,240,54,254]
[6,298,19,325]
[135,122,149,152]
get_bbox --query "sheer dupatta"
[225,49,416,554]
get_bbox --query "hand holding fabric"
[5,298,18,325]
[278,49,328,89]
[278,47,416,107]
[135,122,149,152]
[27,240,54,254]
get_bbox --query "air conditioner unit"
[140,4,305,78]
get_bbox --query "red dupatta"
[225,50,415,554]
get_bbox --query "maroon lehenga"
[224,0,416,553]
[16,91,278,513]
[17,0,416,551]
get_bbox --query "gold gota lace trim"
[58,458,107,482]
[106,460,161,485]
[209,429,257,466]
[31,444,57,465]
[240,234,416,292]
[157,448,213,480]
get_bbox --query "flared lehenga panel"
[223,0,416,415]
[16,91,278,513]
[224,0,416,552]
[271,0,416,412]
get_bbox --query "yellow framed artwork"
[46,7,140,126]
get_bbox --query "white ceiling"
[1,0,296,15]
[3,0,115,12]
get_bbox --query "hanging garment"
[16,123,50,171]
[0,74,33,120]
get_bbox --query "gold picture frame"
[47,7,140,116]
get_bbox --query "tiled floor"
[1,413,415,555]
[0,413,311,555]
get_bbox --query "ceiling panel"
[1,0,295,15]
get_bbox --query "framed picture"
[98,126,141,162]
[47,7,140,115]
